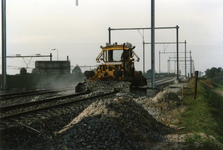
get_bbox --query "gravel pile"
[145,89,183,110]
[115,94,162,120]
[54,96,171,149]
[57,117,143,149]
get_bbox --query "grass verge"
[215,84,223,90]
[176,78,223,149]
[184,134,221,150]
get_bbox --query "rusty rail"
[0,87,75,100]
[0,90,118,121]
[0,90,91,112]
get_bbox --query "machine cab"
[96,42,139,64]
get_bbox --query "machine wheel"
[113,70,123,78]
[84,71,94,78]
[20,68,27,75]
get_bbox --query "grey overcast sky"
[1,0,223,74]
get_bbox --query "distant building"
[34,61,70,74]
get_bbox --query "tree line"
[205,67,223,83]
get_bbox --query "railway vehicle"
[78,42,147,91]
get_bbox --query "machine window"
[113,50,123,61]
[103,50,123,62]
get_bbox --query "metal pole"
[167,60,168,74]
[190,50,192,76]
[143,40,145,73]
[57,49,58,61]
[50,53,52,61]
[169,59,170,74]
[2,0,6,90]
[151,0,156,88]
[145,41,185,44]
[167,60,169,74]
[159,51,160,73]
[174,52,176,71]
[185,40,187,78]
[160,51,190,54]
[110,26,177,31]
[108,27,111,44]
[176,25,179,81]
[194,71,198,99]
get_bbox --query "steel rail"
[0,90,49,100]
[146,76,175,82]
[0,90,91,112]
[0,90,119,121]
[0,87,74,100]
[137,76,177,89]
[155,77,177,86]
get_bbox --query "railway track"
[132,76,178,90]
[0,76,179,123]
[147,76,177,84]
[0,90,119,121]
[0,87,75,100]
[153,76,177,86]
[0,90,91,113]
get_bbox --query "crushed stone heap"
[55,96,172,149]
[145,89,183,110]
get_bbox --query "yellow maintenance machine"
[84,42,147,86]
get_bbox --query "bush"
[201,79,217,88]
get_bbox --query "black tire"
[113,70,123,78]
[20,68,27,75]
[84,71,94,78]
[140,77,147,86]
